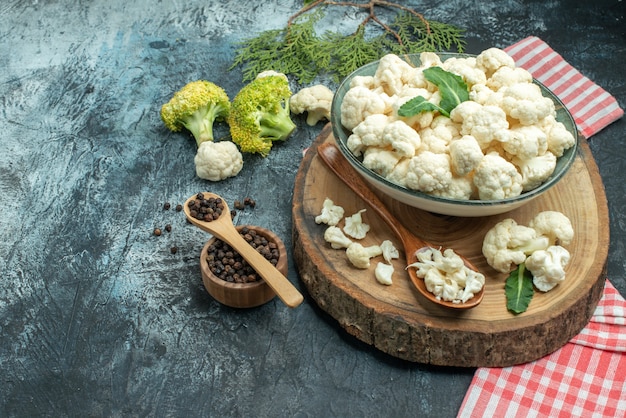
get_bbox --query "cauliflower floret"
[340,86,388,131]
[194,140,244,181]
[525,245,571,292]
[385,158,411,187]
[450,101,510,150]
[441,56,487,87]
[528,211,574,246]
[541,115,577,157]
[381,120,421,157]
[315,198,345,226]
[501,124,548,160]
[346,114,390,156]
[346,242,383,269]
[350,75,375,89]
[380,240,400,263]
[405,151,453,194]
[500,82,556,126]
[407,247,485,303]
[290,84,334,126]
[469,83,503,106]
[343,209,370,239]
[375,262,395,285]
[482,218,550,273]
[486,66,533,91]
[374,54,420,96]
[324,225,354,249]
[362,147,404,178]
[449,135,484,176]
[512,151,557,191]
[476,47,516,77]
[473,153,523,200]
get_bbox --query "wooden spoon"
[316,143,484,309]
[184,192,304,308]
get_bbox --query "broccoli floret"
[160,80,230,147]
[228,75,296,157]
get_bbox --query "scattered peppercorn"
[165,224,172,233]
[170,246,178,254]
[244,197,256,208]
[230,210,237,219]
[187,192,225,222]
[206,227,280,283]
[163,202,171,210]
[154,228,162,236]
[234,200,244,210]
[175,204,183,212]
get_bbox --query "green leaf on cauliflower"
[398,66,469,118]
[505,263,535,314]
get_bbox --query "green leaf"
[397,66,468,117]
[505,263,535,314]
[397,96,442,117]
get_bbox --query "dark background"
[1,1,624,416]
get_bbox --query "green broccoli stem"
[182,103,228,147]
[258,108,296,142]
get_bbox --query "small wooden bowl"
[200,225,288,308]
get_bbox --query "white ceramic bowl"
[330,53,579,217]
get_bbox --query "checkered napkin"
[458,37,625,418]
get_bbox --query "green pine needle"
[229,4,466,84]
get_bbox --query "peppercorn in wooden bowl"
[200,225,288,308]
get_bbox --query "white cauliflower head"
[194,140,243,181]
[476,47,516,77]
[525,245,571,292]
[473,153,524,200]
[346,242,383,269]
[381,120,421,157]
[315,198,345,226]
[500,82,555,126]
[405,151,453,194]
[340,86,388,131]
[290,84,334,126]
[343,209,370,240]
[528,211,574,246]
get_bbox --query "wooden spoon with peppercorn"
[184,192,304,308]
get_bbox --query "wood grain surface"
[292,123,609,367]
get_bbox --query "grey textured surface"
[1,1,624,417]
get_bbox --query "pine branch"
[230,1,466,84]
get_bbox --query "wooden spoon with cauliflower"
[317,142,485,309]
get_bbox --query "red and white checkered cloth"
[458,37,625,418]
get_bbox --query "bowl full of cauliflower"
[330,48,578,217]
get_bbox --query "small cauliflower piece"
[324,226,354,249]
[451,101,510,150]
[407,247,485,303]
[290,84,334,126]
[343,209,370,240]
[346,242,383,269]
[385,157,411,187]
[525,245,571,292]
[482,218,550,273]
[501,124,548,160]
[441,56,487,87]
[473,153,524,200]
[362,147,404,178]
[374,54,420,96]
[476,47,516,77]
[340,86,388,130]
[315,198,345,226]
[405,151,453,195]
[528,211,574,246]
[381,120,421,157]
[541,115,577,157]
[449,135,484,176]
[513,152,557,191]
[380,240,400,263]
[346,114,390,156]
[500,82,555,126]
[486,66,533,91]
[375,262,395,285]
[194,140,243,181]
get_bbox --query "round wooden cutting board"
[292,124,609,367]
